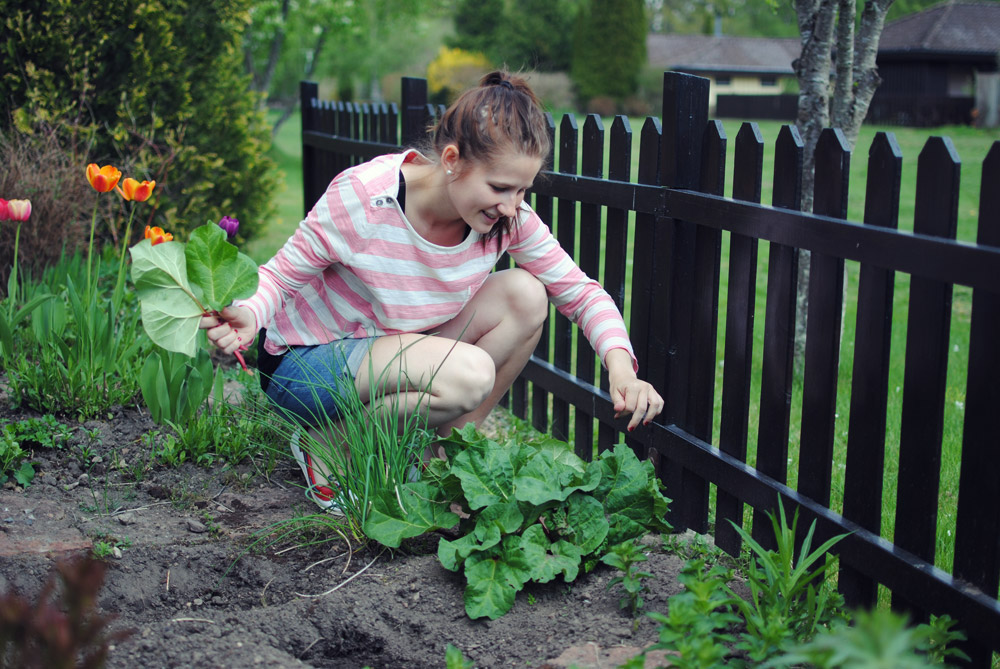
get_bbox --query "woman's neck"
[400,160,467,245]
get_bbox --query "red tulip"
[144,225,173,245]
[86,163,122,193]
[117,177,156,202]
[0,198,8,221]
[6,199,31,221]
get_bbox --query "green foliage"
[364,426,672,619]
[646,559,742,668]
[601,538,653,617]
[448,0,581,72]
[445,643,476,669]
[0,0,277,244]
[140,347,215,426]
[571,0,647,104]
[764,610,970,668]
[0,556,129,669]
[727,500,850,662]
[0,427,35,487]
[5,249,149,419]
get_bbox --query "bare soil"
[0,383,693,669]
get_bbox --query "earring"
[446,169,453,175]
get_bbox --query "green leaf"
[185,224,259,311]
[14,460,35,486]
[462,537,532,620]
[520,524,582,583]
[131,240,205,356]
[439,532,492,572]
[564,492,609,555]
[363,482,459,548]
[451,442,517,510]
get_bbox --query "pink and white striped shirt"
[238,150,636,369]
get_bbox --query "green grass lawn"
[260,107,999,585]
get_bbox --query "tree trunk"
[791,0,893,368]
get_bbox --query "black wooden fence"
[299,73,1000,665]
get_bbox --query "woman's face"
[447,149,543,234]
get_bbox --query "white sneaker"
[290,431,346,515]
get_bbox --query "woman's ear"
[441,143,460,175]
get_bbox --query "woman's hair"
[431,70,551,245]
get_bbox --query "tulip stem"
[86,197,99,297]
[113,206,137,309]
[8,223,20,320]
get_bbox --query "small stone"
[112,546,122,559]
[186,519,208,534]
[91,455,103,464]
[63,481,80,491]
[78,473,89,483]
[117,512,137,526]
[193,598,203,606]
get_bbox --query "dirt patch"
[1,397,694,668]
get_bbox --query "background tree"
[571,0,648,105]
[791,0,895,361]
[0,0,276,245]
[243,0,356,135]
[449,0,581,72]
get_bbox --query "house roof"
[646,34,800,75]
[879,1,1000,56]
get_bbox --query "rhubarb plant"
[363,424,672,620]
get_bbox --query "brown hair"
[430,70,551,245]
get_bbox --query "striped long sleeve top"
[237,150,636,370]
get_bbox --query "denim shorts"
[261,337,374,426]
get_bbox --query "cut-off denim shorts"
[259,335,375,426]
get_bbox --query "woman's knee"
[501,269,548,329]
[438,345,496,412]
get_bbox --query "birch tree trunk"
[791,0,894,367]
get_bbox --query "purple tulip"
[218,215,239,240]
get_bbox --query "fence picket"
[839,132,903,609]
[573,115,605,460]
[953,142,1000,667]
[529,116,558,434]
[552,114,579,442]
[627,117,663,461]
[893,138,962,603]
[600,116,633,451]
[716,122,762,555]
[798,128,850,506]
[753,124,802,548]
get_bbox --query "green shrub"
[570,0,647,106]
[0,0,277,247]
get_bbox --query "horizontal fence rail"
[299,76,1000,665]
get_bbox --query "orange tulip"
[144,225,173,245]
[86,163,122,193]
[117,177,156,202]
[6,199,31,221]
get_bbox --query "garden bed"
[0,387,690,668]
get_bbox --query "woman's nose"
[498,193,520,217]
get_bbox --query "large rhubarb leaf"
[519,524,582,583]
[463,537,532,619]
[363,482,459,548]
[130,239,205,355]
[185,224,258,311]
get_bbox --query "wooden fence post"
[400,78,429,148]
[300,81,319,217]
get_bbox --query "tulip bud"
[86,163,122,193]
[6,199,31,221]
[218,215,239,240]
[144,225,174,245]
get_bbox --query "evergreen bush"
[0,0,277,247]
[571,0,647,107]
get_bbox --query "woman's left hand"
[606,349,665,431]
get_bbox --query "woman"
[202,71,663,510]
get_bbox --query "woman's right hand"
[200,305,257,355]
